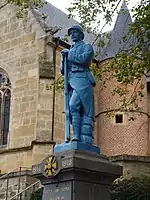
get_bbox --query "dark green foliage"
[68,0,150,111]
[8,0,45,17]
[111,175,150,200]
[30,187,43,200]
[68,0,120,33]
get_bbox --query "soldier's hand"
[61,49,69,56]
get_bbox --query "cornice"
[0,140,55,155]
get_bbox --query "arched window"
[0,72,11,145]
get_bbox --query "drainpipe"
[51,38,60,141]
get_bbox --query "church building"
[0,0,150,199]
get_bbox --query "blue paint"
[54,141,100,154]
[58,25,100,153]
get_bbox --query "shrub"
[111,175,150,200]
[30,187,43,200]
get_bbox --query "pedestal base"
[54,141,100,154]
[32,150,122,200]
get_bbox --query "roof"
[99,1,136,60]
[38,2,97,45]
[37,0,135,61]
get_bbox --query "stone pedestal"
[32,150,122,200]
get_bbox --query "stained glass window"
[0,72,11,145]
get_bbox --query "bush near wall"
[111,175,150,200]
[30,188,43,200]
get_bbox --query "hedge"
[111,175,150,200]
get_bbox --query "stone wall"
[0,141,54,173]
[0,2,55,173]
[54,49,65,143]
[0,170,40,200]
[0,3,44,149]
[110,155,150,176]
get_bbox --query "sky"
[46,0,141,32]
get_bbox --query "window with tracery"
[0,72,11,145]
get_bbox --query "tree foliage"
[8,0,45,17]
[68,0,122,32]
[111,175,150,200]
[68,0,150,112]
[30,187,43,200]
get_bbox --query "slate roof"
[37,0,135,61]
[38,2,97,45]
[99,1,136,60]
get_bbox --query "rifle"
[63,54,70,142]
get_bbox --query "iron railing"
[9,180,41,200]
[0,166,32,200]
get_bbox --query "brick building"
[0,0,150,199]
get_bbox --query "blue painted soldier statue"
[60,25,96,144]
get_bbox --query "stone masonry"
[0,170,40,200]
[0,1,56,173]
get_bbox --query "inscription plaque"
[42,182,72,200]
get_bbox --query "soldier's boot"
[81,116,94,144]
[72,116,81,142]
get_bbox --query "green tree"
[30,187,43,200]
[68,0,150,113]
[111,175,150,200]
[8,0,45,17]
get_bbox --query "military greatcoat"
[61,40,95,120]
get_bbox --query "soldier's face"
[70,29,83,42]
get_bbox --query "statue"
[60,25,96,145]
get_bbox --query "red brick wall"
[95,60,149,156]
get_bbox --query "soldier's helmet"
[68,25,84,40]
